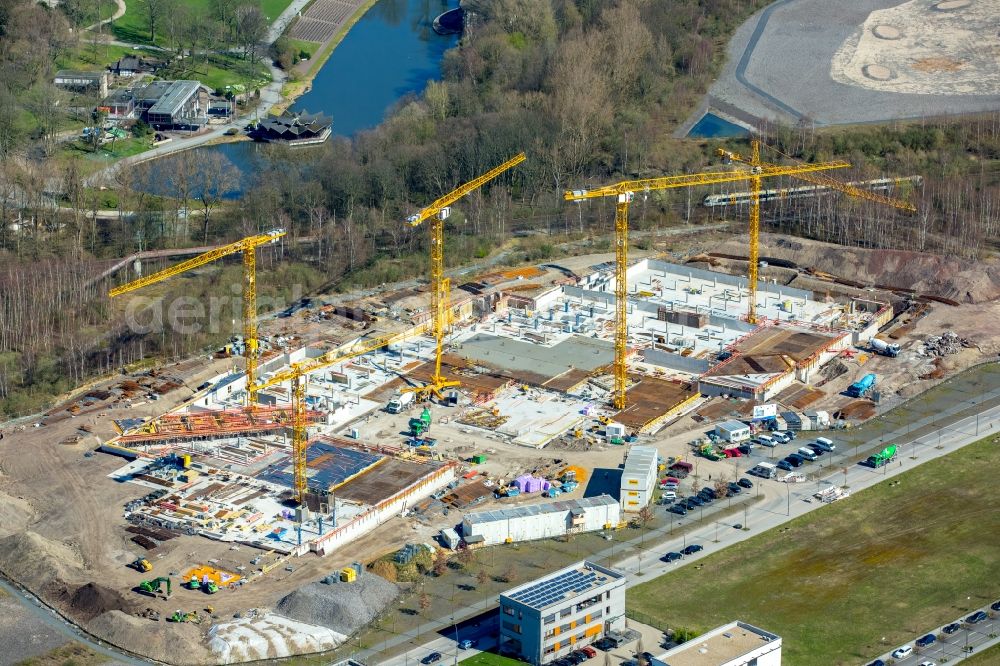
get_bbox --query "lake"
[136,0,458,198]
[687,112,750,139]
[293,0,459,135]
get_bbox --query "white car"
[917,661,936,666]
[892,646,913,659]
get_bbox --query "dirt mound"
[88,609,212,665]
[0,531,83,587]
[715,234,1000,303]
[0,490,35,538]
[69,582,129,621]
[275,572,399,635]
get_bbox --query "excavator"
[138,577,171,598]
[167,610,201,623]
[131,558,152,573]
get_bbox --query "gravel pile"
[275,572,399,635]
[919,331,973,356]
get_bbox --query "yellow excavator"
[132,558,152,573]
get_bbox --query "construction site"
[2,146,1000,665]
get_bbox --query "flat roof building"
[500,560,626,664]
[620,445,658,512]
[54,70,108,98]
[462,495,619,546]
[715,420,751,443]
[655,621,781,666]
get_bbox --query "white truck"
[386,392,414,413]
[870,337,900,357]
[749,462,777,479]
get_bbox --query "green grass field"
[156,52,271,93]
[628,434,1000,666]
[459,653,523,666]
[55,43,162,72]
[113,0,295,45]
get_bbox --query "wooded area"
[1,0,998,419]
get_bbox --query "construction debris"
[918,331,973,356]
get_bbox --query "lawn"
[157,52,271,94]
[113,0,295,45]
[628,434,1000,666]
[55,43,162,72]
[460,653,524,666]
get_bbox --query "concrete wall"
[641,258,813,301]
[311,463,456,556]
[640,348,711,374]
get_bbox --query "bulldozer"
[131,558,152,573]
[138,577,171,598]
[202,580,219,594]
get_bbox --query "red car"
[724,448,742,457]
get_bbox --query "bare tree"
[191,150,240,242]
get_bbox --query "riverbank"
[273,0,382,115]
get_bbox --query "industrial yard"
[1,220,999,664]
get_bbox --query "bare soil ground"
[0,229,998,664]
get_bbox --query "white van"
[756,434,775,447]
[813,437,835,452]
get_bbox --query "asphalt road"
[373,398,1000,666]
[873,605,1000,666]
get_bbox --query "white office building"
[715,420,751,443]
[462,495,619,546]
[655,621,782,665]
[620,445,658,512]
[500,560,626,664]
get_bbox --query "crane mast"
[108,230,286,406]
[404,152,527,401]
[566,159,852,410]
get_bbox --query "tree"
[140,0,174,42]
[418,592,431,615]
[191,150,240,242]
[432,548,449,576]
[234,4,267,62]
[637,504,654,528]
[456,546,475,568]
[475,568,489,589]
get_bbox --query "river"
[135,0,458,199]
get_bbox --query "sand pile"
[208,613,348,663]
[88,610,212,665]
[275,572,399,635]
[69,582,130,621]
[716,235,1000,303]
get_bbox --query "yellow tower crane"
[718,140,917,323]
[249,330,413,504]
[108,229,286,406]
[403,152,526,401]
[564,159,853,410]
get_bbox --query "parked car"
[891,646,913,659]
[786,454,805,467]
[865,660,885,666]
[458,639,475,649]
[942,622,961,634]
[668,504,687,516]
[966,610,988,624]
[593,637,617,651]
[812,437,834,451]
[991,600,1000,612]
[785,430,797,440]
[737,444,753,455]
[681,544,703,555]
[756,437,777,447]
[772,432,789,443]
[797,448,818,461]
[777,459,794,471]
[581,647,597,659]
[701,488,718,499]
[806,443,826,456]
[916,661,936,666]
[662,551,683,563]
[916,633,937,648]
[688,496,704,507]
[738,477,754,489]
[422,652,443,664]
[727,482,742,494]
[660,491,677,501]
